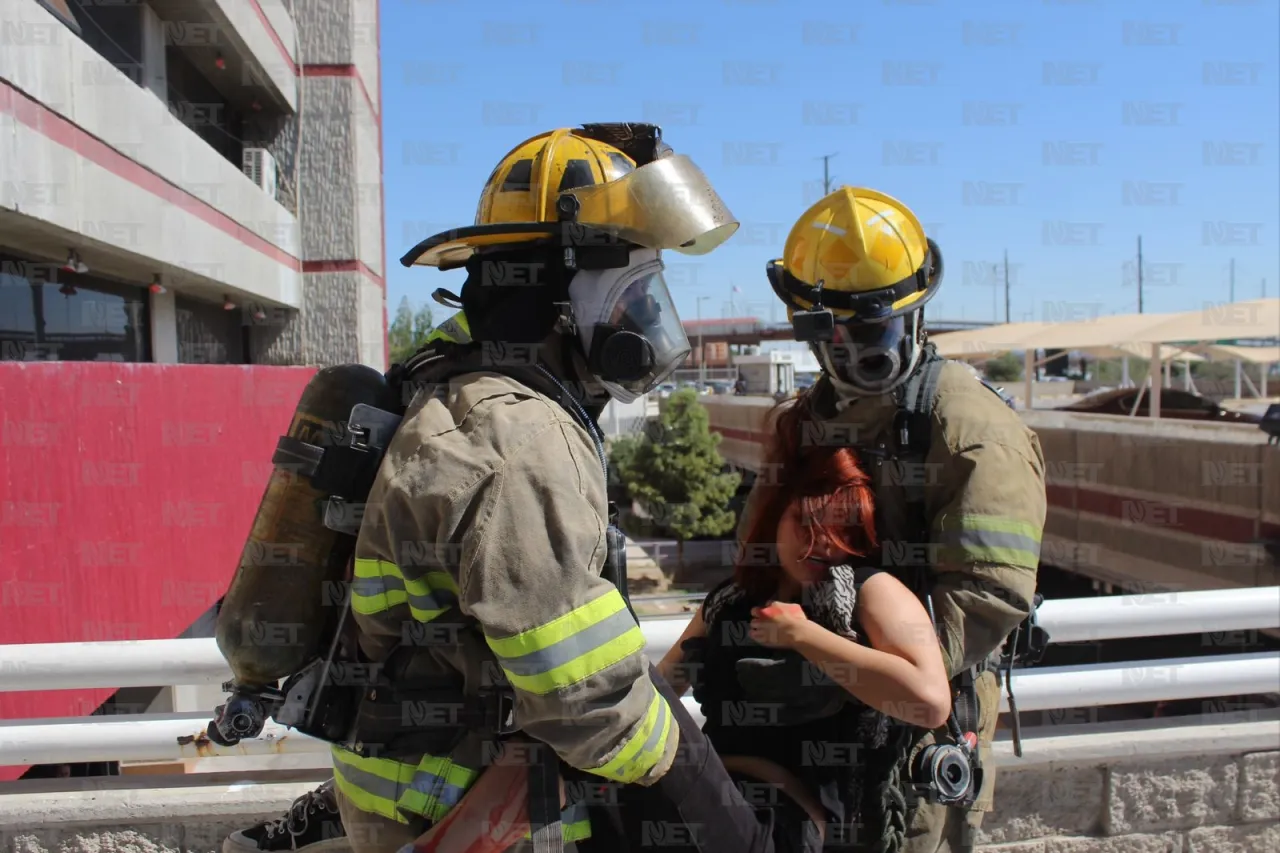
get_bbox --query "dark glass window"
[0,251,150,362]
[175,294,247,364]
[164,47,245,169]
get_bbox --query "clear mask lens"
[604,271,691,396]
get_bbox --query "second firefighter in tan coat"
[742,186,1047,853]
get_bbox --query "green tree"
[984,351,1023,382]
[613,388,741,567]
[387,297,435,365]
[412,303,435,348]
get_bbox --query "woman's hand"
[749,601,813,648]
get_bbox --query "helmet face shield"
[565,155,740,255]
[815,314,917,395]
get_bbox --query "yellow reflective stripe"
[935,514,1043,570]
[589,687,673,784]
[332,746,593,838]
[485,588,646,695]
[331,746,478,824]
[520,804,592,843]
[425,313,471,345]
[351,559,458,621]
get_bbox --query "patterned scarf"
[703,563,864,641]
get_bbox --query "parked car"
[1057,388,1263,423]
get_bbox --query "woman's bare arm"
[787,573,951,728]
[655,607,708,697]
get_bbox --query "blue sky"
[380,0,1278,332]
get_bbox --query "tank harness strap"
[997,592,1050,758]
[528,744,564,852]
[345,655,520,760]
[891,350,989,811]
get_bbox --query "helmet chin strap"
[825,312,924,408]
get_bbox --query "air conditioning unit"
[242,148,278,200]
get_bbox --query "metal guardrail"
[1,587,1278,767]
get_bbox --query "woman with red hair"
[657,395,951,852]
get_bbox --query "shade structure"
[931,299,1278,359]
[1022,313,1179,351]
[1129,298,1279,345]
[1080,342,1205,362]
[930,322,1048,358]
[1193,344,1280,365]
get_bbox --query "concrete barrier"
[700,397,1279,594]
[1,715,1275,852]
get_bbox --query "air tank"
[215,363,400,688]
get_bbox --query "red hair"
[734,391,879,601]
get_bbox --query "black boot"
[223,780,348,853]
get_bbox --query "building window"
[0,251,151,362]
[175,295,247,364]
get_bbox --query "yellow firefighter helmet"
[766,186,943,326]
[402,126,740,270]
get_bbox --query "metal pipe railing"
[2,652,1277,766]
[1,587,1277,767]
[3,587,1275,694]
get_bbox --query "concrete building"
[1,0,385,369]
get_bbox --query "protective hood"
[568,248,691,404]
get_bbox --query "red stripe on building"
[301,65,379,121]
[301,260,384,285]
[375,0,388,368]
[246,0,299,76]
[0,81,300,272]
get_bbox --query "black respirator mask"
[811,311,924,397]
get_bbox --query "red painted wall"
[0,363,316,773]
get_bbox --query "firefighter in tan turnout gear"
[220,125,797,853]
[746,187,1048,853]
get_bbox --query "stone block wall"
[251,0,386,370]
[977,750,1279,852]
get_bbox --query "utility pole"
[1263,278,1267,299]
[1003,249,1011,324]
[1229,258,1235,302]
[696,296,709,388]
[1136,236,1144,313]
[818,153,838,194]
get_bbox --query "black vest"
[683,579,898,837]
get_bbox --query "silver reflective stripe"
[938,528,1041,559]
[495,606,638,678]
[333,756,468,816]
[408,766,468,812]
[353,574,458,615]
[637,692,671,758]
